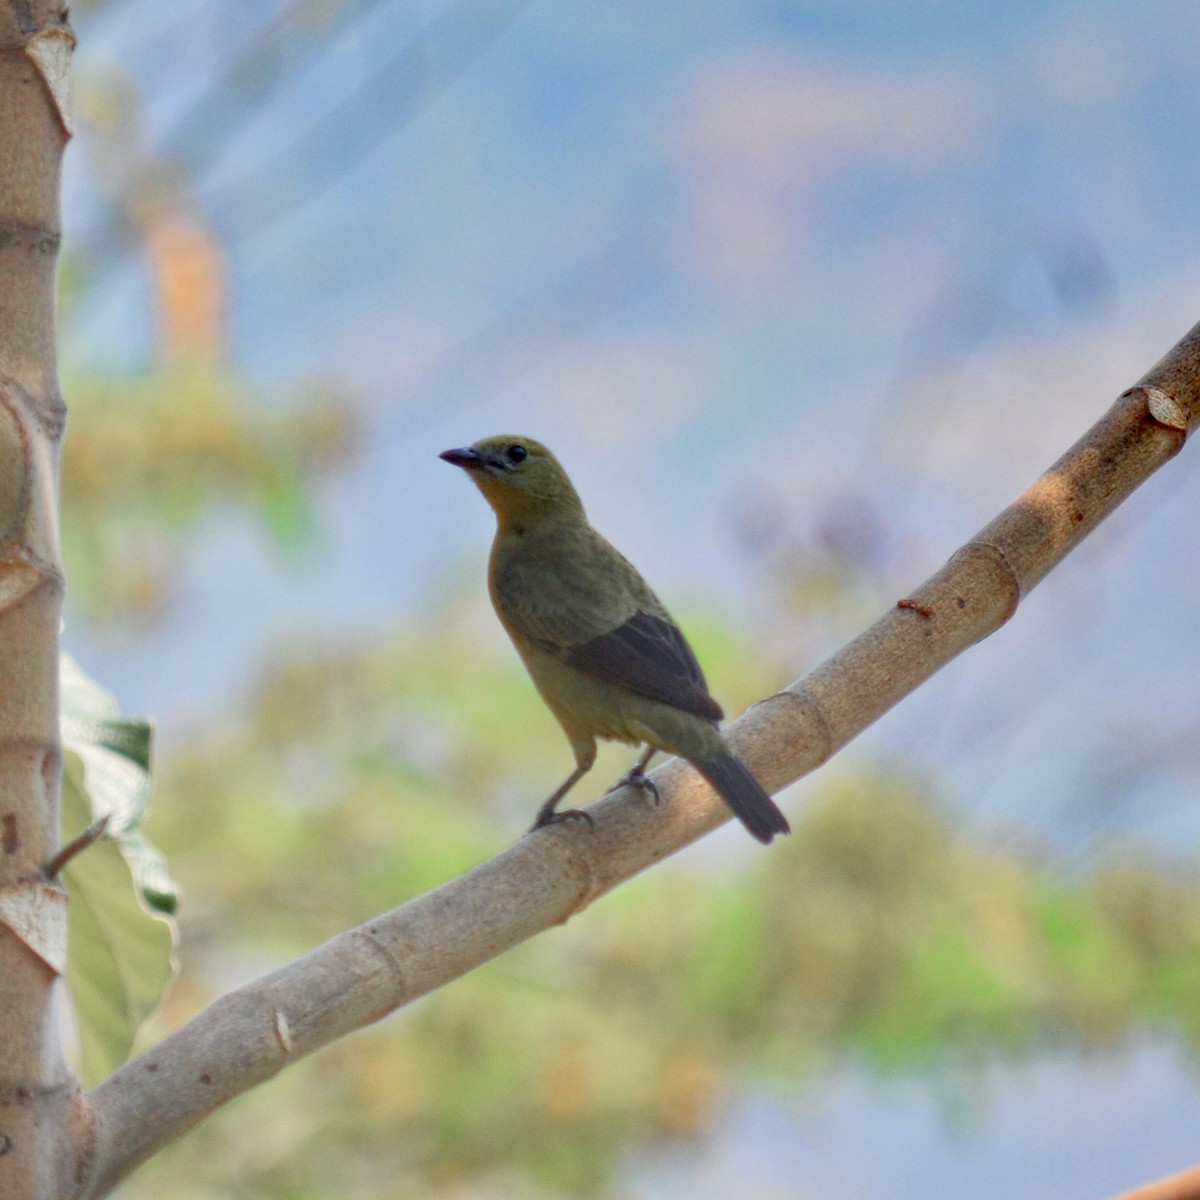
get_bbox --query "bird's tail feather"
[695,753,789,844]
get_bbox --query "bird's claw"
[611,766,660,807]
[530,807,594,833]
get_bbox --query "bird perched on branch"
[439,434,789,844]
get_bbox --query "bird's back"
[490,516,662,648]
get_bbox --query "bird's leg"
[530,764,594,832]
[609,747,660,805]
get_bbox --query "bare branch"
[79,317,1200,1198]
[1108,1164,1200,1200]
[41,813,109,880]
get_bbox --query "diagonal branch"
[77,318,1200,1198]
[1109,1163,1200,1200]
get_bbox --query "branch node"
[522,821,604,923]
[951,540,1022,624]
[896,597,935,619]
[271,1008,293,1056]
[1143,385,1189,435]
[760,688,836,768]
[559,836,603,922]
[357,925,409,1002]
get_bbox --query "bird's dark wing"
[559,610,724,722]
[492,523,724,721]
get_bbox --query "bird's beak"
[439,446,487,472]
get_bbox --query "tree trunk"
[0,5,78,1199]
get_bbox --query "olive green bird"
[440,434,790,844]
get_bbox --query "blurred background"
[58,1,1200,1197]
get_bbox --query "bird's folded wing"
[494,531,724,721]
[559,610,724,722]
[499,587,720,723]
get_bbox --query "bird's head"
[439,435,584,526]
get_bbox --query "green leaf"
[60,653,178,1085]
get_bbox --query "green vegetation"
[61,362,353,620]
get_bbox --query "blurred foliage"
[102,612,1200,1199]
[61,361,354,621]
[60,654,177,1086]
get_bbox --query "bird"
[439,434,790,844]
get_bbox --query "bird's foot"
[609,765,661,806]
[529,806,594,834]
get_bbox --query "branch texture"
[80,318,1200,1198]
[0,4,76,1200]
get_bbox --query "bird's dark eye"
[506,444,527,464]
